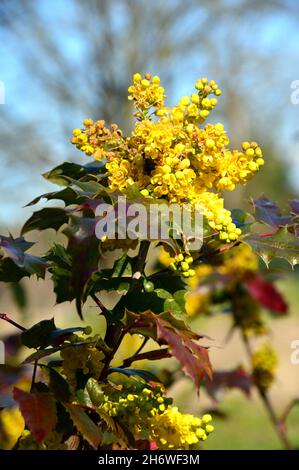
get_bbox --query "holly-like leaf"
[245,275,288,314]
[43,161,105,186]
[13,388,57,443]
[205,367,252,402]
[131,311,212,391]
[245,228,299,267]
[253,196,293,228]
[64,403,102,449]
[115,286,187,318]
[21,208,69,234]
[25,187,81,207]
[0,235,46,278]
[21,318,84,349]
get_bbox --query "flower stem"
[241,332,293,450]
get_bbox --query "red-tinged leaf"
[253,196,292,228]
[205,367,252,402]
[13,388,57,443]
[156,321,211,391]
[135,311,212,391]
[245,275,288,314]
[64,403,102,449]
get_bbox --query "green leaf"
[245,227,299,267]
[25,187,81,207]
[21,318,84,349]
[21,319,56,349]
[21,208,69,234]
[115,286,186,317]
[78,378,104,408]
[43,161,101,186]
[0,235,46,279]
[64,403,102,449]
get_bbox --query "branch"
[121,348,171,369]
[0,313,27,331]
[241,332,293,450]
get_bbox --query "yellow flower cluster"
[72,73,264,243]
[60,340,104,387]
[149,408,214,450]
[98,383,213,449]
[128,72,165,112]
[251,343,278,390]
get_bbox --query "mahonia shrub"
[0,73,298,450]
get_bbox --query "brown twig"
[121,348,171,369]
[241,332,293,450]
[133,337,149,357]
[91,294,108,314]
[0,313,27,331]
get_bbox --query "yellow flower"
[251,343,278,390]
[149,406,214,449]
[72,73,264,244]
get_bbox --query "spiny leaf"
[21,318,85,349]
[43,161,105,186]
[25,187,81,207]
[131,311,212,391]
[64,403,102,449]
[253,195,292,228]
[0,235,46,278]
[13,388,57,443]
[245,228,299,267]
[21,208,69,234]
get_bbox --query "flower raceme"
[98,382,214,450]
[71,73,264,243]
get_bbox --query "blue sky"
[0,0,299,228]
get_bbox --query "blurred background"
[0,0,299,449]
